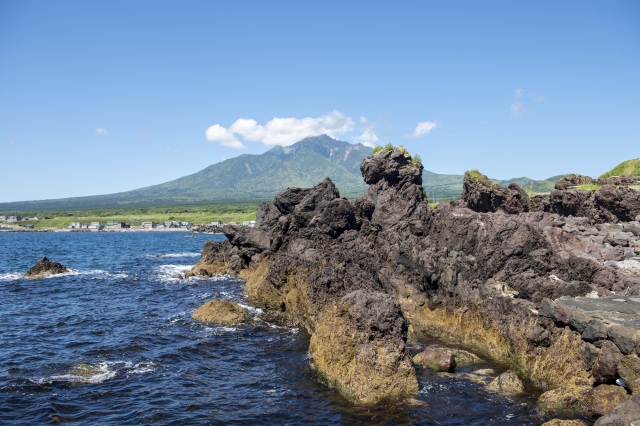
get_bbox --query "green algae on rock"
[192,300,250,326]
[308,290,418,404]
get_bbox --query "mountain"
[0,135,566,211]
[0,135,371,211]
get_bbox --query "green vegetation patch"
[575,184,601,191]
[3,202,259,230]
[371,143,395,155]
[600,158,640,179]
[468,169,486,181]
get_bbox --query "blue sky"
[1,0,638,202]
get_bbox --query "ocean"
[0,232,551,425]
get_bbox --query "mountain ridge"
[0,135,565,211]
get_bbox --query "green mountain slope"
[600,158,640,179]
[0,135,570,211]
[0,135,371,211]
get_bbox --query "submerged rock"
[192,300,250,326]
[23,256,70,279]
[308,290,418,404]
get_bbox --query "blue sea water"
[0,232,552,425]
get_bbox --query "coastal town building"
[106,221,129,229]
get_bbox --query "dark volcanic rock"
[535,174,640,223]
[592,341,623,384]
[356,147,428,232]
[461,170,531,214]
[23,256,70,279]
[189,146,640,414]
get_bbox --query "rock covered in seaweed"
[23,256,70,279]
[308,290,418,404]
[192,300,250,325]
[487,370,525,395]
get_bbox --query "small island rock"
[192,300,251,325]
[23,256,70,279]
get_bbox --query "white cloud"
[359,116,368,124]
[530,92,545,102]
[514,88,525,98]
[413,120,438,137]
[205,124,245,148]
[355,127,379,148]
[205,110,355,149]
[510,102,526,117]
[95,127,109,136]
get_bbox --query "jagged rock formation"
[188,147,640,421]
[533,174,640,223]
[23,256,70,279]
[462,170,531,214]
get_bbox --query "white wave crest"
[35,362,116,385]
[146,252,201,258]
[31,360,156,385]
[156,264,193,281]
[0,272,22,281]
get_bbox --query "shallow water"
[0,232,553,424]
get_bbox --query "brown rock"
[487,370,525,395]
[309,290,418,404]
[538,379,592,413]
[593,340,623,384]
[450,348,482,366]
[594,394,640,426]
[191,300,250,325]
[23,256,70,279]
[413,347,456,372]
[618,354,640,395]
[541,420,589,426]
[588,384,630,417]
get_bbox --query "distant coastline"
[0,224,193,233]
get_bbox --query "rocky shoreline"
[188,147,640,424]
